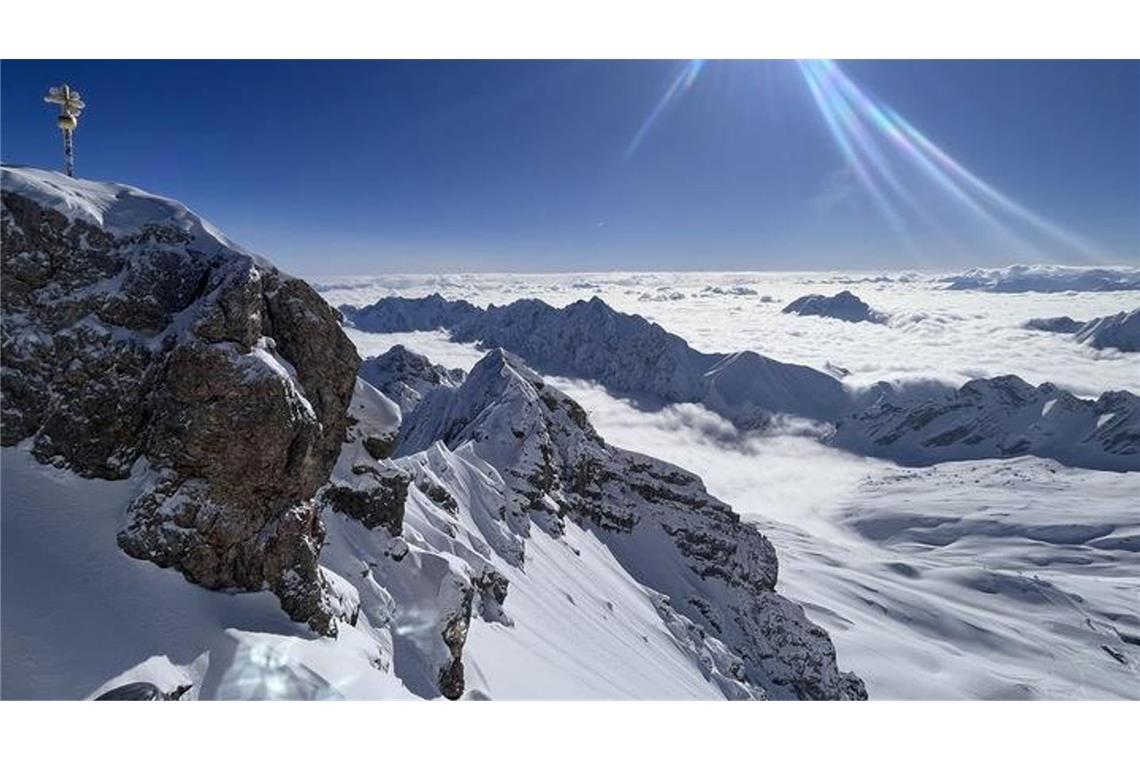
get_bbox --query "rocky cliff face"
[388,347,866,699]
[1,167,359,633]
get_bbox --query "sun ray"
[800,59,1107,263]
[625,60,705,159]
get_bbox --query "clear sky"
[2,60,1137,276]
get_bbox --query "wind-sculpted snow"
[830,375,1140,471]
[342,294,854,426]
[390,348,866,699]
[943,264,1140,292]
[782,290,888,324]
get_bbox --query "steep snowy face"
[1,166,360,634]
[942,264,1140,293]
[831,375,1140,472]
[782,290,888,324]
[342,294,853,426]
[1074,308,1140,352]
[1024,308,1140,352]
[391,348,866,699]
[358,344,466,414]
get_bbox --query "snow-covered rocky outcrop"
[942,264,1140,292]
[1075,308,1140,352]
[1024,308,1140,352]
[375,346,866,699]
[1,166,360,634]
[359,344,466,414]
[830,375,1140,471]
[1023,316,1085,334]
[782,290,888,324]
[342,295,853,426]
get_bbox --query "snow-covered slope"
[342,294,854,426]
[0,446,413,700]
[830,375,1140,471]
[547,377,1140,699]
[943,264,1140,293]
[2,168,863,701]
[782,290,888,324]
[4,353,864,700]
[390,347,865,698]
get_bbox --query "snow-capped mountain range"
[830,375,1140,471]
[942,264,1140,292]
[343,294,856,426]
[342,294,1140,472]
[0,167,863,700]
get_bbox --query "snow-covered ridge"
[1025,308,1140,352]
[1,165,280,271]
[342,294,854,426]
[380,346,865,698]
[359,344,467,414]
[342,294,1140,472]
[830,375,1140,471]
[942,264,1140,293]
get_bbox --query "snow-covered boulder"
[1,166,359,634]
[782,290,888,324]
[830,375,1140,471]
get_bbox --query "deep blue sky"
[2,60,1137,275]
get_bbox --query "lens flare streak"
[797,59,1105,262]
[625,60,705,159]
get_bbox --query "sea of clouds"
[325,270,1140,698]
[320,270,1140,397]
